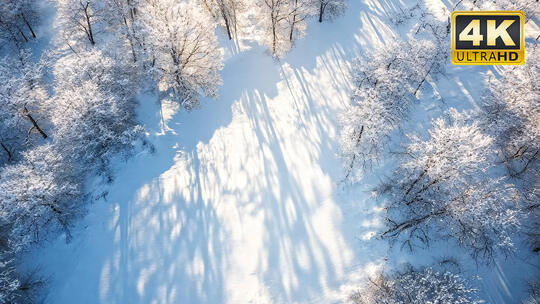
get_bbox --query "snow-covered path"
[30,2,399,303]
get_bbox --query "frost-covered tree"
[0,0,40,48]
[288,0,313,43]
[340,37,446,181]
[0,254,19,304]
[0,2,151,301]
[254,0,294,58]
[50,81,143,171]
[55,0,105,49]
[0,251,39,304]
[520,180,540,253]
[197,0,246,40]
[52,48,140,100]
[349,266,482,304]
[140,0,223,109]
[311,0,346,23]
[0,45,143,302]
[379,109,519,261]
[480,43,539,254]
[103,0,144,63]
[0,144,80,251]
[481,44,539,179]
[253,0,314,57]
[49,49,143,169]
[460,0,539,22]
[0,50,49,165]
[525,281,540,304]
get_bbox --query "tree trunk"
[382,210,446,238]
[42,202,63,214]
[272,20,277,55]
[24,108,48,139]
[21,14,36,38]
[232,5,239,38]
[414,62,435,95]
[201,0,217,19]
[289,0,298,41]
[1,143,12,162]
[512,150,538,177]
[17,26,29,42]
[289,21,295,41]
[222,10,233,40]
[129,38,137,62]
[289,11,296,40]
[123,17,137,62]
[130,6,136,20]
[85,16,95,45]
[344,125,364,181]
[319,2,324,22]
[83,3,96,45]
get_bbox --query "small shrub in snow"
[349,266,482,304]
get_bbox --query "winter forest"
[0,0,538,302]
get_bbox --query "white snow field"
[26,0,538,303]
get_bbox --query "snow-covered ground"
[26,0,539,303]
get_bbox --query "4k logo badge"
[451,11,524,65]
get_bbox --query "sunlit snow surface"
[27,0,539,303]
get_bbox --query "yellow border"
[450,10,525,65]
